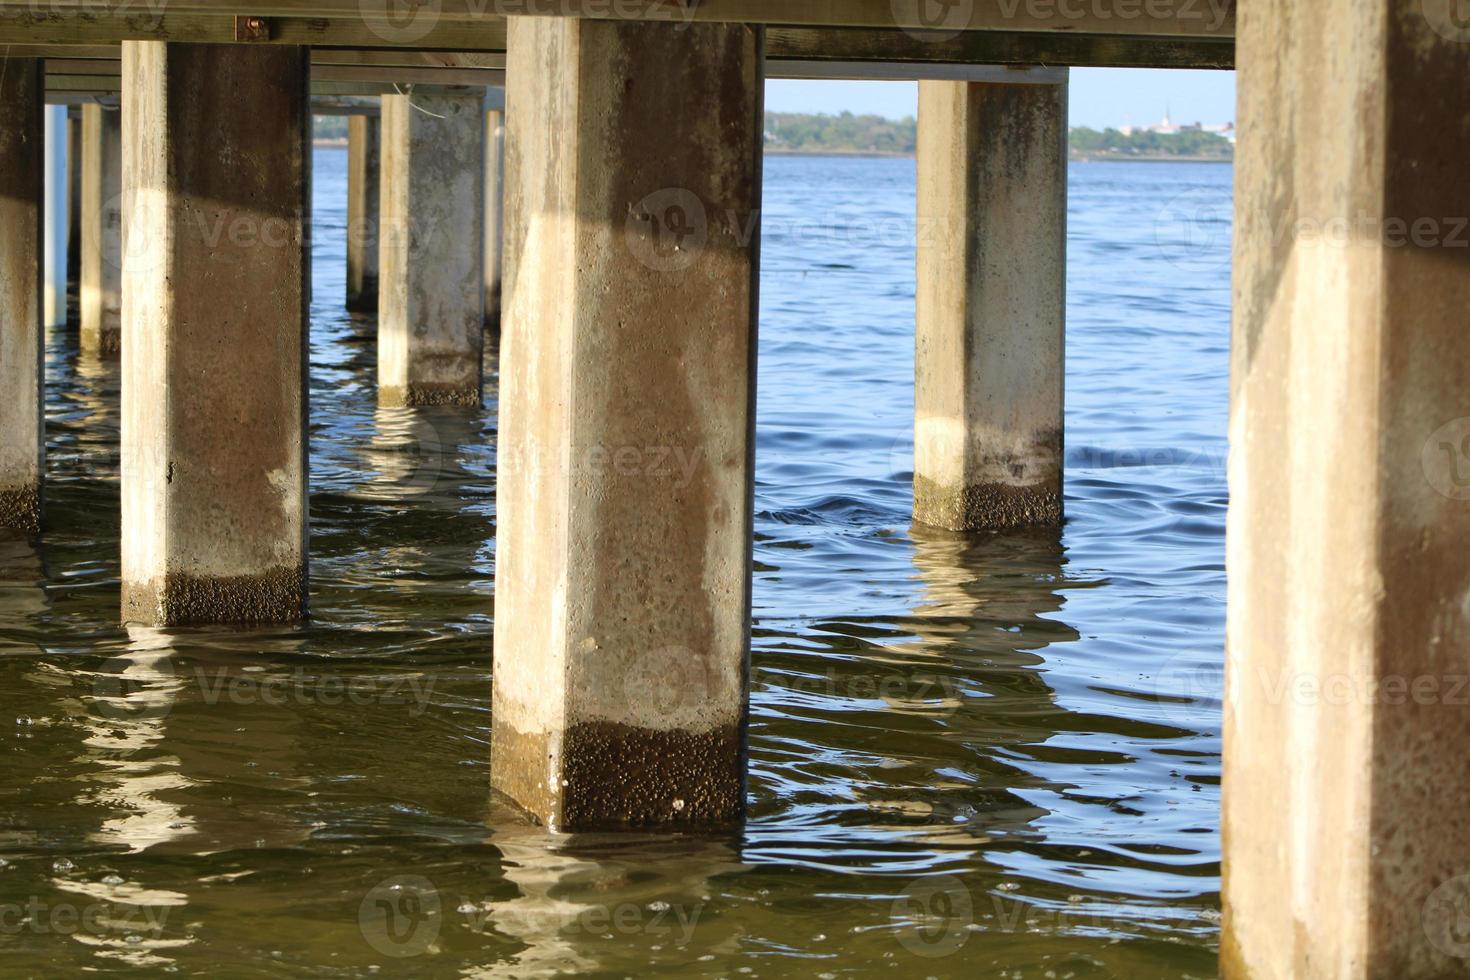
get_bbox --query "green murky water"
[0,153,1229,977]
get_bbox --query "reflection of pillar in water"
[77,626,193,854]
[0,538,49,634]
[355,406,454,502]
[888,524,1079,836]
[481,811,748,977]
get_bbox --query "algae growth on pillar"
[80,103,123,355]
[491,16,764,830]
[913,76,1068,532]
[0,58,45,537]
[119,41,310,626]
[378,87,485,407]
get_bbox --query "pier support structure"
[345,113,379,314]
[80,103,123,355]
[912,75,1067,531]
[43,104,68,328]
[491,17,763,830]
[378,87,484,407]
[484,107,503,335]
[119,41,309,626]
[0,58,44,535]
[1225,3,1470,977]
[67,111,81,287]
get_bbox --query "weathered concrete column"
[119,41,309,626]
[377,87,484,406]
[345,113,379,313]
[80,103,122,355]
[492,17,763,831]
[1225,3,1470,978]
[484,107,502,333]
[912,75,1067,531]
[43,104,68,328]
[0,59,44,536]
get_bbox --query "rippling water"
[0,150,1231,977]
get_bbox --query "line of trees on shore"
[312,112,1234,159]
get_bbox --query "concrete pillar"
[492,17,763,831]
[80,104,123,355]
[1225,3,1470,978]
[119,41,309,626]
[345,113,379,314]
[377,87,484,407]
[484,107,503,333]
[66,110,81,288]
[43,104,68,328]
[912,76,1067,531]
[0,59,44,536]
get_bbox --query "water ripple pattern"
[0,151,1231,978]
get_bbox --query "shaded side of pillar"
[0,59,44,535]
[345,113,379,313]
[80,103,123,355]
[484,107,503,334]
[66,110,81,287]
[42,105,68,328]
[120,41,309,626]
[492,17,762,831]
[1224,2,1470,978]
[913,77,1066,531]
[378,88,484,407]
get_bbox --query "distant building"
[1118,108,1235,144]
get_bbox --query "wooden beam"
[0,12,509,47]
[767,25,1233,69]
[0,0,1235,37]
[8,45,508,68]
[1,18,1233,68]
[43,76,503,99]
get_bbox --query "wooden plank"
[40,57,1096,84]
[6,44,508,68]
[43,75,499,97]
[312,64,504,84]
[0,0,1235,37]
[1,16,1232,69]
[0,12,509,47]
[767,25,1233,69]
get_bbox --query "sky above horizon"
[766,68,1237,129]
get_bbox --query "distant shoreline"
[313,139,1232,164]
[767,148,1232,164]
[765,148,909,158]
[1072,153,1232,164]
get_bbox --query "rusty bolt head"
[234,16,270,41]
